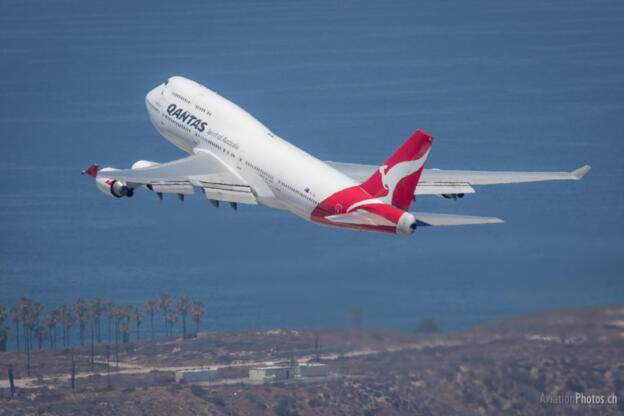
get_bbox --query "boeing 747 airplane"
[83,76,590,235]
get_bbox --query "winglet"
[571,165,591,180]
[82,164,99,178]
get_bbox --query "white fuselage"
[145,76,357,221]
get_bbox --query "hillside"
[1,304,623,415]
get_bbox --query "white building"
[299,363,329,377]
[249,366,291,382]
[175,368,218,383]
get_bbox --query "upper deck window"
[172,92,191,104]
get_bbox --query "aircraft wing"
[91,151,257,205]
[325,161,591,197]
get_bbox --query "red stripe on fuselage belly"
[309,185,406,234]
[311,216,398,234]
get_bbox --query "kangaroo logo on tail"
[378,150,430,198]
[359,130,433,211]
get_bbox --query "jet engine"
[95,169,134,198]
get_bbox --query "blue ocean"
[1,0,622,348]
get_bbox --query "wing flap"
[150,182,195,194]
[415,183,475,195]
[411,212,503,226]
[198,181,257,204]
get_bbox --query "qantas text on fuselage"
[83,76,590,234]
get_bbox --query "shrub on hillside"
[414,318,440,334]
[190,384,207,398]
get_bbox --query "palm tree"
[90,298,107,343]
[9,307,20,351]
[17,298,30,350]
[121,304,134,329]
[131,307,144,340]
[18,297,42,376]
[109,304,124,367]
[120,322,131,343]
[0,304,8,352]
[144,300,158,339]
[0,304,7,325]
[110,304,123,345]
[19,298,43,349]
[34,325,48,349]
[57,304,75,347]
[111,304,131,343]
[190,300,205,334]
[105,302,115,343]
[157,293,172,336]
[0,326,10,352]
[73,298,90,345]
[157,293,172,311]
[42,310,58,348]
[164,309,178,337]
[176,296,191,337]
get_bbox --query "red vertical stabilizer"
[360,130,433,210]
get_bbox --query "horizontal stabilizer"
[325,210,396,227]
[411,212,503,226]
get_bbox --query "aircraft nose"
[146,85,163,103]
